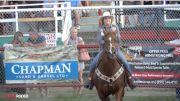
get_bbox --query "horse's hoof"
[84,84,89,89]
[89,86,94,90]
[84,79,94,90]
[89,83,94,90]
[84,83,94,90]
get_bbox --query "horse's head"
[103,30,117,59]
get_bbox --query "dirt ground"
[0,86,176,101]
[22,87,176,101]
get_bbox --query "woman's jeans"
[88,48,132,76]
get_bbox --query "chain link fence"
[0,2,72,48]
[0,10,14,35]
[0,3,65,35]
[114,5,180,46]
[0,2,71,97]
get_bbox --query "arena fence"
[0,3,180,46]
[0,2,72,47]
[0,2,180,95]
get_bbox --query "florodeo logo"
[174,46,180,56]
[0,93,29,99]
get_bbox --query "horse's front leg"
[97,90,110,101]
[115,87,124,101]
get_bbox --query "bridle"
[103,31,117,59]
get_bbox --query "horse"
[92,30,127,101]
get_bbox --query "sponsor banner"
[39,33,56,47]
[4,46,78,84]
[5,61,78,80]
[127,45,180,86]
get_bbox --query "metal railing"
[0,2,72,47]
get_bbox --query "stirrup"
[89,82,94,90]
[128,78,136,90]
[84,79,94,90]
[129,84,136,90]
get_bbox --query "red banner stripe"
[132,72,180,79]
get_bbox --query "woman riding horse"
[85,11,135,90]
[93,29,127,101]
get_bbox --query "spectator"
[43,0,58,17]
[65,0,82,29]
[81,0,90,17]
[10,31,27,94]
[138,1,160,27]
[26,29,47,96]
[11,31,25,47]
[0,1,15,35]
[123,1,139,27]
[36,0,58,32]
[22,1,42,18]
[43,0,58,8]
[84,11,135,90]
[26,29,46,47]
[64,26,85,95]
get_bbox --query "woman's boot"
[84,69,95,90]
[126,71,136,90]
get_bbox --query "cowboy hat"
[99,11,114,24]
